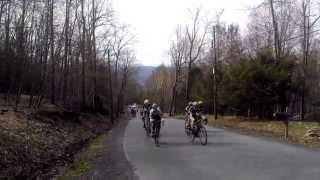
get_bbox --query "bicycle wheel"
[145,118,151,136]
[154,123,160,146]
[199,126,207,145]
[185,127,192,137]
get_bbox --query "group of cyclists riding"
[184,101,207,129]
[140,99,162,145]
[139,99,207,146]
[184,101,208,145]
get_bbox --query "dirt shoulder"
[59,117,138,180]
[0,105,111,179]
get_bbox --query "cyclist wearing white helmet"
[142,99,152,128]
[189,101,199,129]
[197,101,203,111]
[185,102,193,113]
[185,102,193,128]
[150,103,162,136]
[196,101,207,124]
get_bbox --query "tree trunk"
[92,0,97,108]
[116,72,128,118]
[213,26,218,120]
[107,50,114,123]
[50,0,55,104]
[81,0,86,108]
[62,0,70,105]
[270,0,280,60]
[169,84,177,116]
[185,61,192,101]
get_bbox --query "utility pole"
[213,26,218,120]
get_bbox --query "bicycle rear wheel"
[145,118,151,136]
[199,126,207,145]
[185,127,192,137]
[154,123,160,146]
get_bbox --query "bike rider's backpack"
[151,109,161,121]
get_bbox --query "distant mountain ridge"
[135,66,155,85]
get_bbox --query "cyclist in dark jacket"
[188,102,197,128]
[150,103,162,136]
[142,99,152,128]
[185,102,193,128]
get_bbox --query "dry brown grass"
[208,115,320,148]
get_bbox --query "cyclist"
[196,101,207,124]
[185,102,193,128]
[189,101,198,129]
[142,99,152,128]
[150,103,162,137]
[140,107,144,116]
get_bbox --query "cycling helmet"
[198,101,203,105]
[144,99,149,104]
[192,101,198,106]
[188,102,192,105]
[152,103,158,109]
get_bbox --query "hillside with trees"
[144,1,320,121]
[0,0,140,178]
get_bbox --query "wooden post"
[284,120,289,140]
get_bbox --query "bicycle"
[185,116,192,137]
[144,112,151,136]
[131,109,136,117]
[192,120,207,145]
[186,114,208,145]
[153,120,161,146]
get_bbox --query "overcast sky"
[113,0,261,66]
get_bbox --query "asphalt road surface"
[124,117,320,180]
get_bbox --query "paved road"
[124,117,320,180]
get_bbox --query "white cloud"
[113,0,261,66]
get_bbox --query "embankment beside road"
[0,105,112,179]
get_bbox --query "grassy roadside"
[207,116,320,148]
[59,134,108,180]
[174,114,185,120]
[174,114,320,148]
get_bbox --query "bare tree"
[116,49,136,116]
[269,0,281,60]
[62,0,71,104]
[50,0,55,104]
[299,0,320,120]
[106,49,114,123]
[185,8,207,101]
[110,25,135,117]
[169,26,186,116]
[80,0,86,107]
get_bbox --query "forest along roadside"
[59,116,138,180]
[0,104,112,179]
